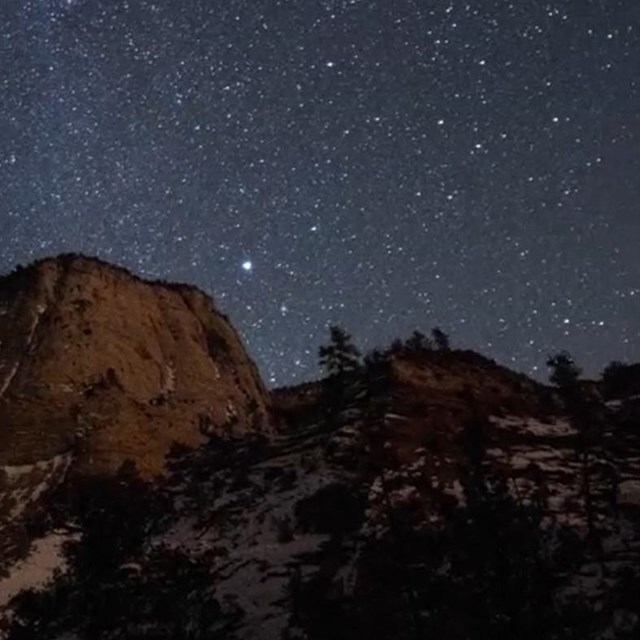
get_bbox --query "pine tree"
[389,338,404,354]
[405,330,432,352]
[601,360,640,400]
[547,351,604,547]
[318,325,361,379]
[6,463,236,639]
[547,351,581,391]
[318,325,361,427]
[431,327,450,350]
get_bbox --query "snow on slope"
[0,531,72,609]
[1,453,71,519]
[158,413,365,640]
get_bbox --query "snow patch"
[618,480,640,507]
[0,362,19,399]
[0,532,71,608]
[163,363,176,394]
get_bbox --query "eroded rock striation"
[0,254,271,477]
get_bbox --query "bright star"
[242,260,253,272]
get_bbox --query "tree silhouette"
[318,325,361,425]
[547,351,605,547]
[431,327,450,350]
[5,462,237,639]
[547,351,582,390]
[602,360,640,400]
[404,330,432,352]
[7,546,232,640]
[318,325,361,379]
[293,416,574,640]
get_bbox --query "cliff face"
[0,254,271,477]
[382,349,559,467]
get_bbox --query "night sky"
[1,1,639,385]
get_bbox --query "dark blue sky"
[1,0,639,384]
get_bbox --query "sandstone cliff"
[0,254,271,477]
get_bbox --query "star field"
[1,0,639,385]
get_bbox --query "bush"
[295,484,366,535]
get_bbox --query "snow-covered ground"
[157,414,364,640]
[0,531,72,609]
[1,453,72,519]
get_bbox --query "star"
[0,0,638,386]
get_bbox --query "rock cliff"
[0,254,271,477]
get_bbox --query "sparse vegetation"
[547,351,608,547]
[404,330,433,352]
[431,327,450,350]
[318,324,362,424]
[318,325,361,379]
[4,462,238,640]
[602,360,640,400]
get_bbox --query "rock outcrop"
[0,254,271,477]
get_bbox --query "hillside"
[0,257,639,639]
[1,359,639,638]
